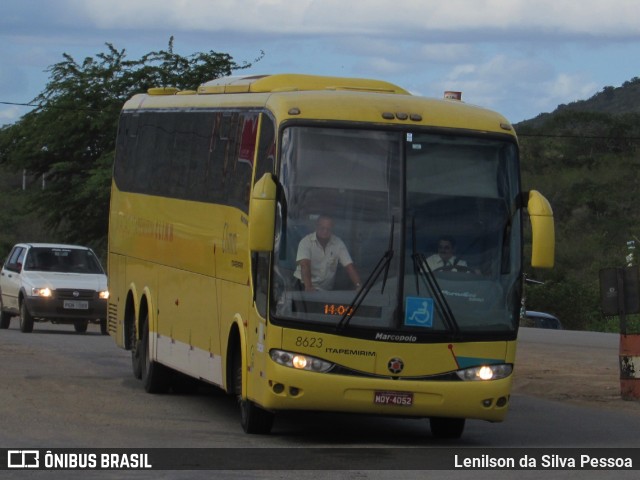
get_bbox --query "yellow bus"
[107,73,554,438]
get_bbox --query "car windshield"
[25,247,104,274]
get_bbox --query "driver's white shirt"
[426,254,467,271]
[294,233,353,290]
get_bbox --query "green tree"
[519,109,640,331]
[0,38,260,256]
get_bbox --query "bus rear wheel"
[131,320,143,379]
[429,417,465,439]
[140,318,170,394]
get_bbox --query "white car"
[0,243,109,334]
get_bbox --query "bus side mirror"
[527,190,555,268]
[249,173,277,252]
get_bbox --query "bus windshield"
[271,126,522,339]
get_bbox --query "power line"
[0,101,105,113]
[0,101,39,108]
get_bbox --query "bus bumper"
[252,362,512,422]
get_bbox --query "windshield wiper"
[412,252,459,334]
[410,217,459,334]
[336,218,395,332]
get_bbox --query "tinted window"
[25,248,104,274]
[114,109,264,213]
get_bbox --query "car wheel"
[99,318,108,335]
[0,300,11,329]
[19,302,34,333]
[74,319,89,333]
[0,312,10,329]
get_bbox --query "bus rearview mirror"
[249,173,277,252]
[527,190,555,268]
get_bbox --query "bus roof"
[123,74,514,136]
[197,73,410,95]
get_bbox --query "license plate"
[374,391,414,406]
[63,300,89,310]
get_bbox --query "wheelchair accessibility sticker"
[405,297,434,327]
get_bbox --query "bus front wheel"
[233,348,274,434]
[239,398,274,435]
[430,417,465,439]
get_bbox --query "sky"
[1,0,640,127]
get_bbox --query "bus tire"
[429,417,465,439]
[233,348,274,434]
[131,320,143,379]
[141,318,170,394]
[240,398,274,435]
[19,302,34,333]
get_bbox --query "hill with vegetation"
[517,76,640,331]
[520,77,640,129]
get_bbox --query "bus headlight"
[32,287,52,297]
[455,364,512,381]
[270,349,334,373]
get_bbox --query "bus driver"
[294,215,362,291]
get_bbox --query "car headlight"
[270,349,334,373]
[99,290,110,300]
[455,364,512,381]
[31,287,53,297]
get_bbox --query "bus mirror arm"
[249,173,278,252]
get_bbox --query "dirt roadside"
[512,328,640,415]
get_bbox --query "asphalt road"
[1,322,640,479]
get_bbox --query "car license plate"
[63,300,89,310]
[374,391,414,406]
